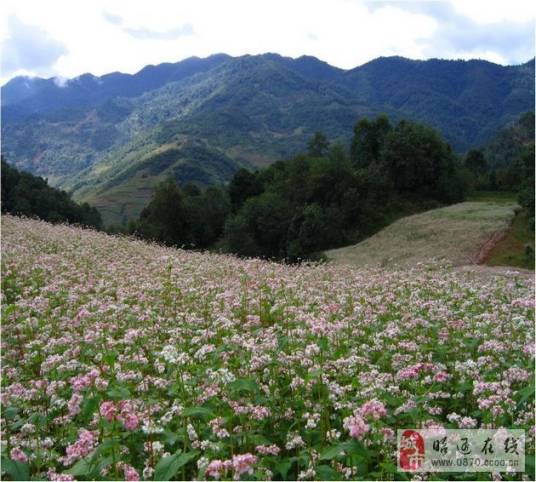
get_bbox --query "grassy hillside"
[325,201,518,268]
[2,215,534,480]
[486,209,535,269]
[69,138,247,226]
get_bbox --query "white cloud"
[1,15,67,78]
[450,0,535,24]
[0,0,533,85]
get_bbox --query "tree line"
[462,112,535,230]
[129,115,471,261]
[1,158,102,229]
[2,113,532,259]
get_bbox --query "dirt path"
[473,228,509,264]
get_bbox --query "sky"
[1,0,534,84]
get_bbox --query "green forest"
[127,114,534,261]
[1,159,102,229]
[2,113,532,262]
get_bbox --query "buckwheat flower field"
[1,215,534,481]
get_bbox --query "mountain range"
[2,53,534,225]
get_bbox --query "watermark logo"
[399,430,425,471]
[397,429,525,473]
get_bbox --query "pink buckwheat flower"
[61,429,97,466]
[205,459,228,479]
[343,413,370,439]
[70,375,92,392]
[10,447,28,463]
[67,393,83,418]
[47,469,75,481]
[122,412,139,431]
[359,399,387,420]
[397,365,420,380]
[99,401,117,422]
[117,400,139,430]
[433,371,450,383]
[231,453,257,476]
[459,416,478,428]
[255,444,280,455]
[121,463,140,481]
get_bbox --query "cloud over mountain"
[1,15,67,77]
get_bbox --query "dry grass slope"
[326,201,518,268]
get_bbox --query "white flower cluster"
[207,367,236,384]
[285,431,305,449]
[302,412,321,429]
[159,345,190,365]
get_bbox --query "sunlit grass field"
[325,202,518,268]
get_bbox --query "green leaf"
[80,396,99,421]
[274,458,293,479]
[182,406,214,419]
[516,382,535,408]
[316,465,342,480]
[346,439,370,459]
[2,305,16,317]
[379,460,397,473]
[28,413,48,428]
[228,378,258,394]
[154,450,199,481]
[249,434,272,446]
[383,393,403,408]
[103,350,118,365]
[1,457,30,481]
[3,406,19,420]
[456,381,473,394]
[163,429,181,446]
[307,369,322,380]
[397,471,411,481]
[107,385,131,400]
[526,454,535,479]
[64,457,92,476]
[319,442,352,460]
[318,336,329,352]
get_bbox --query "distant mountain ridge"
[2,53,534,225]
[2,54,231,120]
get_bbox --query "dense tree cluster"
[470,112,535,192]
[132,115,467,260]
[130,181,230,249]
[1,159,102,229]
[517,144,535,230]
[460,112,535,229]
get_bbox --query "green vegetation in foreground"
[486,208,535,270]
[325,201,518,268]
[2,215,534,481]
